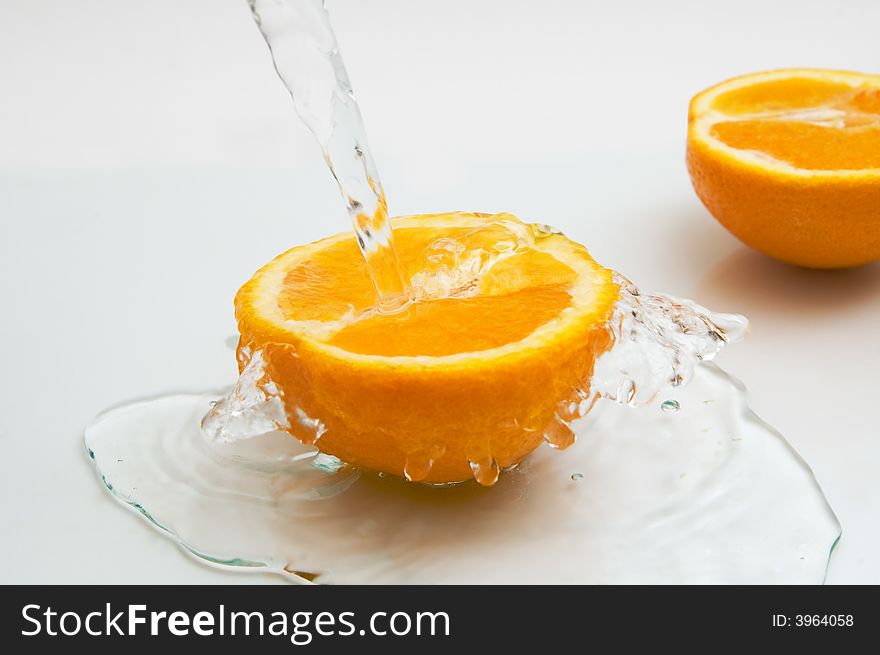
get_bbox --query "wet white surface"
[1,0,878,583]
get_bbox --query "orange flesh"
[708,78,880,170]
[279,226,472,321]
[278,224,580,357]
[329,285,572,356]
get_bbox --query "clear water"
[84,232,839,582]
[81,2,841,581]
[84,223,839,580]
[235,4,752,485]
[85,361,839,584]
[248,0,408,311]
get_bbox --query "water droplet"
[543,417,576,450]
[311,453,345,474]
[571,472,584,481]
[556,388,595,421]
[530,223,564,237]
[403,445,445,482]
[617,378,637,405]
[377,472,386,478]
[661,399,680,412]
[469,456,500,487]
[403,455,433,482]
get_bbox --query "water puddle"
[85,359,839,584]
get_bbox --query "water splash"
[590,274,749,407]
[203,233,748,486]
[238,4,752,486]
[247,0,408,311]
[409,216,535,299]
[201,350,289,442]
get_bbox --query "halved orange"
[687,68,880,268]
[234,212,618,485]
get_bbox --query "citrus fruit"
[234,212,618,485]
[687,68,880,268]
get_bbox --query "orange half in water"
[235,212,618,485]
[687,68,880,268]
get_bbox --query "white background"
[1,0,878,583]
